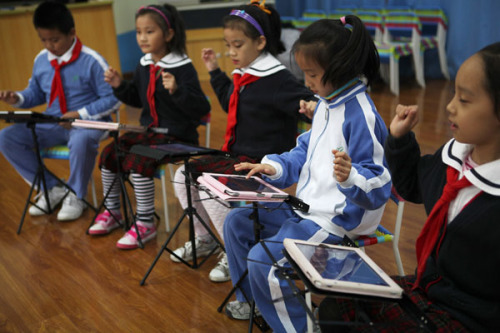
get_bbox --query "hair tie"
[230,9,265,36]
[138,6,171,30]
[340,16,346,25]
[250,0,271,15]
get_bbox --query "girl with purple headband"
[171,0,314,284]
[89,4,210,250]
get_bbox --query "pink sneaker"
[116,221,157,250]
[88,210,122,235]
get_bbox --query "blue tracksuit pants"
[224,202,343,333]
[0,122,104,199]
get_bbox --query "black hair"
[223,1,285,56]
[292,15,380,89]
[477,42,500,118]
[33,1,75,35]
[136,4,186,55]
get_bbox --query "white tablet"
[197,173,289,202]
[283,238,403,299]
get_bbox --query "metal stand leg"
[217,202,270,332]
[140,156,224,285]
[18,121,97,234]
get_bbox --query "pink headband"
[340,16,346,25]
[230,9,264,36]
[138,6,171,30]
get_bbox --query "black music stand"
[0,111,98,234]
[137,143,226,285]
[216,201,270,332]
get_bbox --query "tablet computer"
[283,238,403,299]
[130,142,218,160]
[197,173,289,202]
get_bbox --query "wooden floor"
[0,77,454,332]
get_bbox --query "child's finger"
[234,162,253,171]
[162,71,173,79]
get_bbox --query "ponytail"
[293,15,380,88]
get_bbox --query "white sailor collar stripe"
[442,139,500,196]
[232,52,286,77]
[140,52,192,69]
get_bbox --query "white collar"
[47,37,77,64]
[232,52,286,77]
[140,52,191,69]
[442,139,500,196]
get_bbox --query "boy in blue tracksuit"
[0,2,120,221]
[224,16,392,332]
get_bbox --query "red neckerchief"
[147,64,161,127]
[49,38,82,114]
[222,73,260,152]
[413,166,472,289]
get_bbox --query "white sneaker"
[225,300,261,320]
[209,252,231,282]
[28,185,66,216]
[57,192,86,221]
[170,237,219,263]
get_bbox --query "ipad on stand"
[283,238,403,299]
[197,173,289,202]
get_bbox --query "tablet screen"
[213,175,279,194]
[296,243,389,286]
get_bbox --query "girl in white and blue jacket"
[223,15,392,333]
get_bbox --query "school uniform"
[383,133,500,332]
[209,52,313,159]
[0,38,120,198]
[224,81,392,333]
[99,52,210,177]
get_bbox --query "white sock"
[173,165,211,237]
[200,190,229,243]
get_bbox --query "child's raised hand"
[389,104,419,138]
[201,48,219,72]
[333,149,352,183]
[0,90,20,105]
[162,71,177,94]
[299,100,317,119]
[234,162,277,178]
[104,67,122,88]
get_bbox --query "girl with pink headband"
[90,4,210,250]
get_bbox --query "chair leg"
[90,177,97,208]
[438,43,450,80]
[168,164,177,198]
[413,51,426,88]
[390,56,400,96]
[160,173,170,232]
[437,25,450,80]
[393,201,405,276]
[205,122,211,148]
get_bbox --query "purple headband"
[230,9,264,36]
[138,6,171,30]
